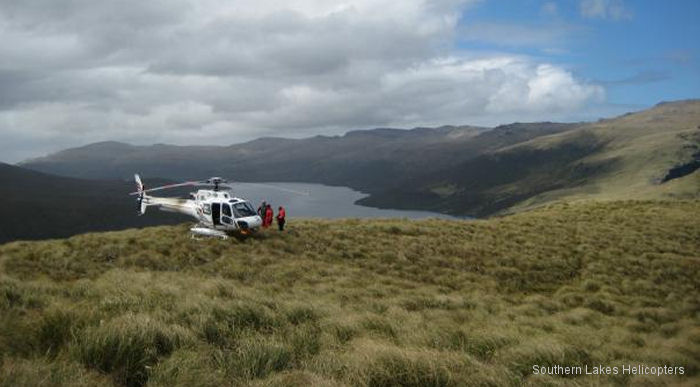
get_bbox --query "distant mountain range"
[13,99,700,222]
[19,123,575,187]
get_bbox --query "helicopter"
[130,174,263,239]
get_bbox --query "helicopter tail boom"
[133,174,198,217]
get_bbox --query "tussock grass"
[75,313,192,386]
[0,200,698,385]
[349,345,455,387]
[427,328,514,361]
[0,357,110,387]
[226,337,293,379]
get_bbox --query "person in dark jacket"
[257,201,267,217]
[263,204,274,228]
[276,206,286,231]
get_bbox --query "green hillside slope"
[1,200,698,386]
[512,100,700,209]
[0,163,189,243]
[362,100,700,216]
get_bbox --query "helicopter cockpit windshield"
[231,201,256,217]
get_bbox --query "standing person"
[257,201,267,217]
[276,206,286,231]
[264,204,274,228]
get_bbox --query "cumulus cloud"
[0,0,606,162]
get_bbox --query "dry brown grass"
[0,200,698,386]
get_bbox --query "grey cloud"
[0,0,605,163]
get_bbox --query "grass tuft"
[219,337,293,380]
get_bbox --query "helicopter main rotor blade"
[243,182,310,196]
[129,181,200,195]
[128,176,307,196]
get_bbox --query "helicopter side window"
[222,203,232,217]
[221,204,233,225]
[202,203,211,215]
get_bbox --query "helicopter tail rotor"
[134,174,147,215]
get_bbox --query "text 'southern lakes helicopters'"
[130,174,262,239]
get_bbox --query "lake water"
[228,182,458,219]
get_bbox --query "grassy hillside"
[0,163,189,243]
[1,200,698,386]
[363,100,700,216]
[507,100,700,212]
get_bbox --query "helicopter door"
[211,203,221,225]
[221,204,234,226]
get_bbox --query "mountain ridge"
[17,100,700,217]
[18,122,570,179]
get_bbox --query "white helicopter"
[131,174,263,239]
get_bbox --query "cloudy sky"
[1,0,698,162]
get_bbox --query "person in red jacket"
[263,204,274,228]
[276,206,286,231]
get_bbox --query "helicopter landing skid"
[190,225,229,240]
